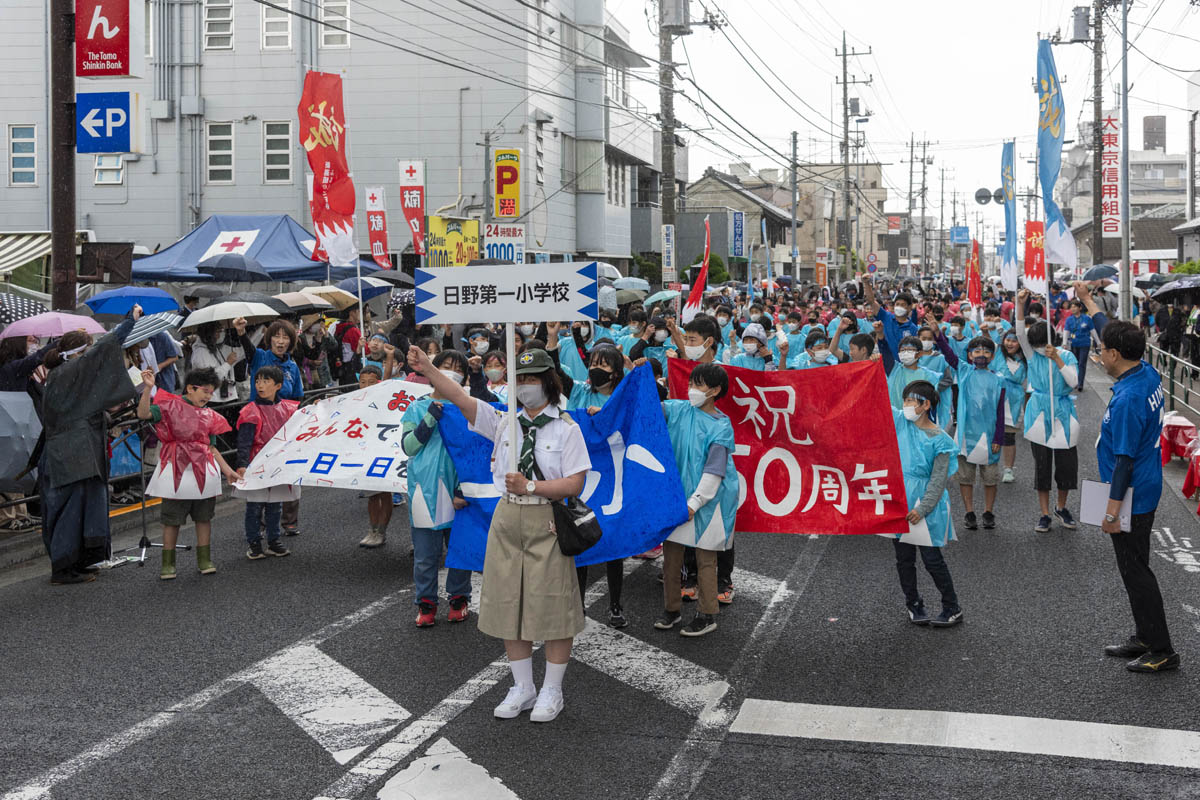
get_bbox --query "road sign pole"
[506,322,518,473]
[51,0,75,310]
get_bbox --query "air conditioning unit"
[663,0,690,30]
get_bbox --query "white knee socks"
[543,660,567,691]
[509,657,534,690]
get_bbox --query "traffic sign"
[866,252,877,264]
[867,263,877,274]
[75,91,141,153]
[975,188,992,205]
[661,224,676,283]
[483,222,526,265]
[414,261,598,324]
[732,211,744,258]
[950,226,970,246]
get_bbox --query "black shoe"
[283,526,300,537]
[50,569,95,585]
[1105,637,1149,658]
[1126,651,1181,673]
[1054,507,1077,530]
[653,610,682,630]
[680,613,718,637]
[907,604,931,626]
[608,604,628,629]
[964,511,978,530]
[246,541,266,560]
[930,609,963,627]
[981,511,995,529]
[265,540,290,557]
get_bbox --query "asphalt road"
[2,375,1199,800]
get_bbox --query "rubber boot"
[196,545,217,575]
[160,549,177,581]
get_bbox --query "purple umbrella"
[0,312,106,340]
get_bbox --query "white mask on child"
[898,351,918,366]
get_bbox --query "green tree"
[1171,260,1200,275]
[633,252,661,284]
[692,252,729,284]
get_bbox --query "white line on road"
[376,738,521,800]
[729,699,1200,770]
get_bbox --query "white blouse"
[469,401,591,493]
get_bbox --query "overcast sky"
[615,0,1197,235]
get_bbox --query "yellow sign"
[427,216,480,267]
[493,148,522,218]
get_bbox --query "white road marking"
[1152,527,1200,573]
[375,738,520,800]
[729,699,1200,770]
[246,645,411,764]
[1,590,409,800]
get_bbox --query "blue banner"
[733,211,745,258]
[442,365,688,570]
[1036,39,1078,267]
[1000,141,1019,291]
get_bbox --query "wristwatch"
[526,479,537,495]
[1104,513,1118,523]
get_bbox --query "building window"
[145,1,153,58]
[263,121,292,183]
[94,154,124,185]
[561,134,576,191]
[619,162,626,207]
[321,0,350,48]
[206,122,234,184]
[559,14,575,63]
[8,125,36,186]
[204,0,234,50]
[262,0,291,49]
[606,159,613,204]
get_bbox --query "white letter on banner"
[753,446,803,517]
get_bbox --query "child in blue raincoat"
[880,335,949,425]
[1016,289,1080,534]
[627,315,677,371]
[402,349,473,627]
[656,363,738,638]
[936,333,1006,531]
[789,330,841,369]
[726,322,780,371]
[991,331,1027,484]
[889,380,963,628]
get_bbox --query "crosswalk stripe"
[376,737,521,799]
[729,699,1200,770]
[246,645,412,764]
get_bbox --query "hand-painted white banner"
[236,380,432,493]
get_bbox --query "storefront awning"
[0,233,52,276]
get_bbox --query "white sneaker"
[529,686,564,723]
[358,527,386,548]
[493,684,537,719]
[1002,468,1015,484]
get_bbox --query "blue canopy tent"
[130,214,377,282]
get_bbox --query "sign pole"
[50,0,75,310]
[505,322,518,473]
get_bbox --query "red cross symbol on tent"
[220,236,246,253]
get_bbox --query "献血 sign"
[415,261,599,324]
[483,222,525,265]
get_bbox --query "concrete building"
[681,168,792,277]
[1057,139,1188,231]
[0,0,683,278]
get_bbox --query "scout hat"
[515,348,553,375]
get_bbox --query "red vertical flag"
[967,239,983,306]
[1023,220,1047,296]
[299,71,357,267]
[364,187,391,270]
[398,160,427,257]
[681,215,710,323]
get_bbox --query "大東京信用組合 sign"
[414,261,599,324]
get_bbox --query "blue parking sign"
[76,92,136,154]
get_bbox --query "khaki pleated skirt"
[477,497,586,642]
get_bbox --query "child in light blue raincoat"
[402,349,473,627]
[656,363,738,638]
[991,331,1027,484]
[628,315,677,371]
[726,322,779,371]
[880,335,949,425]
[889,380,962,628]
[789,330,841,369]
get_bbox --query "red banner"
[398,160,427,256]
[966,239,982,306]
[364,186,391,269]
[668,359,908,535]
[299,71,357,266]
[1023,220,1047,296]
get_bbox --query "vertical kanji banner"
[398,159,427,257]
[365,186,391,269]
[1024,220,1047,297]
[668,359,908,535]
[299,70,357,267]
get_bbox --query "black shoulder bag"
[530,414,603,557]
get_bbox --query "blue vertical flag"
[1036,39,1078,269]
[1000,141,1019,291]
[762,216,773,294]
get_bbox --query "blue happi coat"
[990,350,1027,427]
[662,400,738,550]
[891,407,959,548]
[402,396,459,531]
[952,362,1004,465]
[1024,347,1079,448]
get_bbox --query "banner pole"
[506,321,518,474]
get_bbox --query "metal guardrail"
[1146,342,1200,418]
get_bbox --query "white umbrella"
[1103,283,1147,300]
[302,286,358,311]
[124,312,183,347]
[180,301,279,329]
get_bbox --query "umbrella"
[598,286,618,312]
[85,286,180,316]
[123,312,183,348]
[273,291,334,315]
[181,302,279,330]
[304,286,359,311]
[207,291,292,316]
[615,288,646,306]
[1151,276,1200,302]
[362,269,415,287]
[0,294,47,327]
[1103,283,1147,300]
[336,276,392,301]
[181,284,229,299]
[614,277,651,292]
[643,289,681,307]
[0,391,41,492]
[1082,264,1118,281]
[597,275,615,288]
[0,312,106,340]
[197,253,271,282]
[1135,273,1175,290]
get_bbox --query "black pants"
[893,539,959,613]
[1029,442,1078,492]
[684,544,735,591]
[1111,512,1173,653]
[1071,346,1090,389]
[577,559,624,608]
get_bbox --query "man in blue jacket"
[1063,300,1095,392]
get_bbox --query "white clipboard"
[877,517,934,546]
[1079,480,1132,532]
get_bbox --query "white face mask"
[898,351,918,366]
[813,348,831,362]
[950,325,962,337]
[1029,314,1041,322]
[518,324,535,336]
[743,340,760,354]
[902,405,920,421]
[921,340,934,351]
[687,387,710,407]
[894,306,909,318]
[787,323,799,333]
[471,341,488,355]
[579,325,591,339]
[683,343,708,360]
[717,316,730,326]
[439,369,464,385]
[654,329,670,343]
[515,383,547,408]
[484,367,505,382]
[749,313,761,322]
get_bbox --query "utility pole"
[907,135,914,274]
[836,31,871,282]
[920,141,929,276]
[939,168,946,270]
[50,0,75,311]
[659,4,679,228]
[1189,112,1198,220]
[791,131,799,273]
[482,131,492,226]
[1092,0,1105,265]
[1119,0,1131,320]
